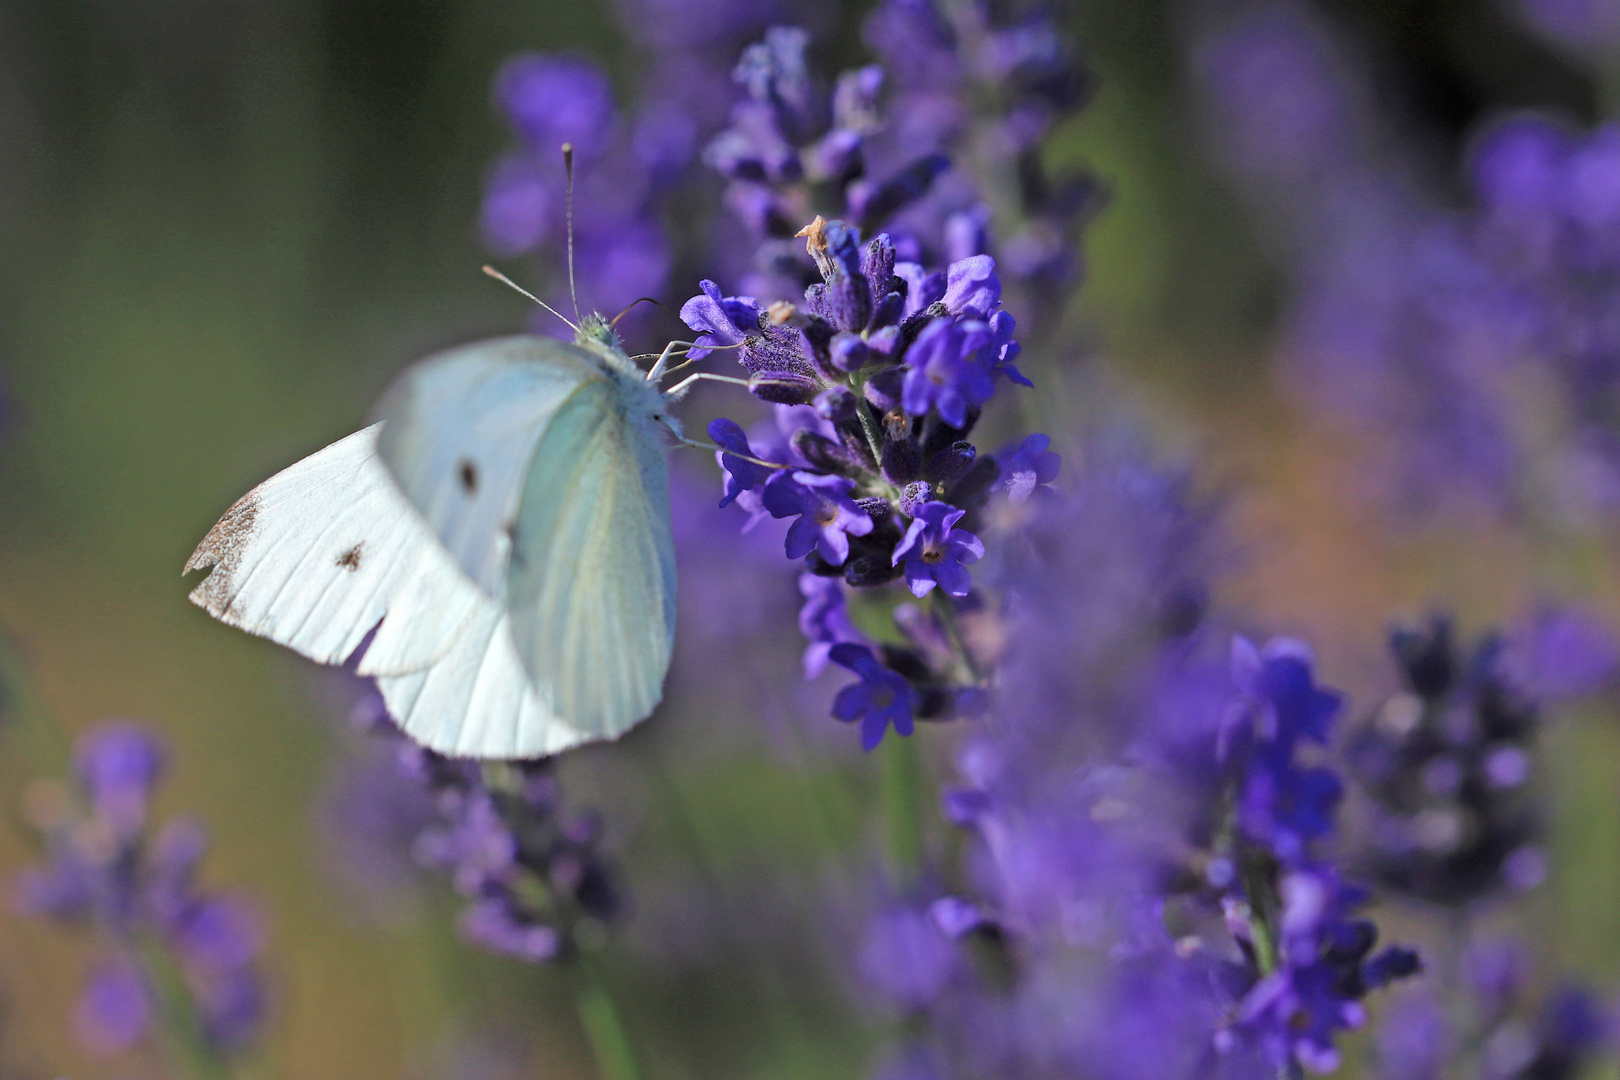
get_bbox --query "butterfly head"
[574,312,643,376]
[573,312,621,354]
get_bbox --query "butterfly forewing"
[374,337,601,597]
[506,378,678,738]
[184,424,479,673]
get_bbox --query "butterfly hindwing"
[506,377,678,739]
[373,336,602,597]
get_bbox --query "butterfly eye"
[459,459,479,493]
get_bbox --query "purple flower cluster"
[1347,618,1551,906]
[13,722,267,1058]
[339,698,621,963]
[686,218,1033,749]
[703,13,1092,329]
[1196,3,1620,525]
[831,446,1419,1079]
[1217,639,1421,1073]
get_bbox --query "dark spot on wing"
[459,459,479,493]
[336,543,364,571]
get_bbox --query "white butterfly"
[184,310,742,759]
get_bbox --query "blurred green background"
[0,1,1616,1077]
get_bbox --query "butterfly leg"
[662,372,753,401]
[645,339,688,383]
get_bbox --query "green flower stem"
[882,729,925,882]
[575,957,643,1080]
[137,938,235,1080]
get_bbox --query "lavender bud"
[863,366,905,412]
[844,553,904,587]
[944,455,1000,509]
[861,233,897,295]
[801,316,835,370]
[749,371,819,405]
[792,428,857,475]
[854,152,950,232]
[814,385,858,423]
[870,291,904,329]
[866,324,901,358]
[882,436,921,484]
[925,440,977,483]
[855,497,893,524]
[899,307,938,348]
[898,481,933,516]
[830,331,870,372]
[882,409,913,441]
[840,426,879,471]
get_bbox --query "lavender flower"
[997,433,1060,503]
[830,643,915,751]
[762,471,875,564]
[890,501,982,598]
[799,571,867,677]
[14,722,268,1059]
[709,417,777,507]
[900,319,997,427]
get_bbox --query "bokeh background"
[0,0,1616,1077]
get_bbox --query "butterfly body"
[186,323,682,759]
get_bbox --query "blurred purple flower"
[857,904,957,1009]
[16,721,268,1058]
[798,572,866,677]
[74,957,150,1057]
[997,433,1060,503]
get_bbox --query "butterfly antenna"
[609,296,675,328]
[481,265,578,332]
[563,143,581,325]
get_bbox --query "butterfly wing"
[184,424,478,673]
[506,377,677,739]
[184,423,591,758]
[373,336,601,596]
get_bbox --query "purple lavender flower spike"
[940,254,1001,318]
[18,720,270,1059]
[892,501,983,598]
[799,572,867,678]
[829,643,915,750]
[998,433,1061,503]
[901,319,995,427]
[708,418,775,508]
[762,471,874,564]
